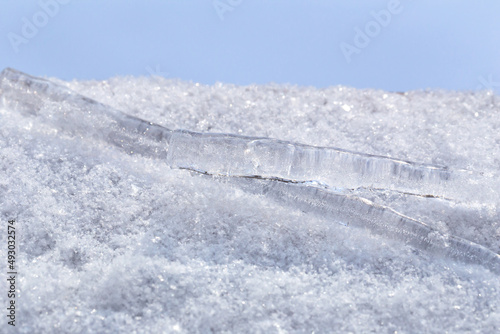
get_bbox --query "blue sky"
[1,0,499,92]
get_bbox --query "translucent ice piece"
[167,129,482,202]
[0,68,172,159]
[218,175,500,274]
[1,68,497,204]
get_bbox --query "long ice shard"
[216,175,500,274]
[1,68,495,204]
[0,68,172,159]
[167,129,469,201]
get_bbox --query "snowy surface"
[1,69,500,333]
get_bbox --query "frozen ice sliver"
[1,68,495,203]
[1,68,499,273]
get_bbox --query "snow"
[1,69,499,333]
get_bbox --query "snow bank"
[0,69,499,333]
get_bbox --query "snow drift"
[0,68,499,333]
